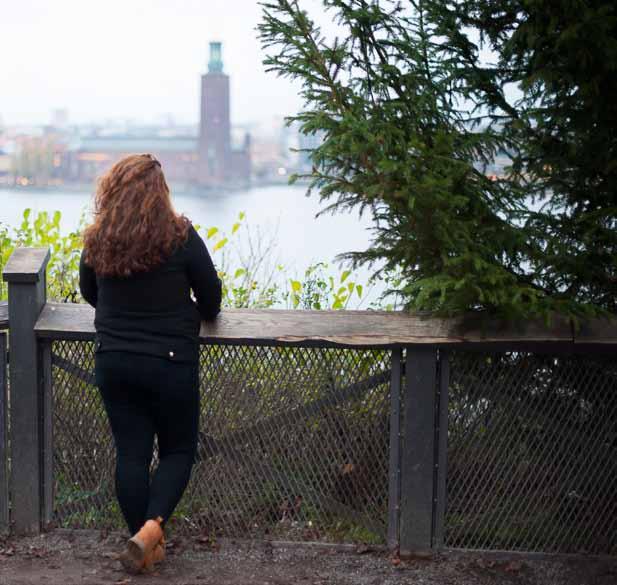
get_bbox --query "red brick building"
[198,42,251,186]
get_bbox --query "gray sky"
[1,0,327,127]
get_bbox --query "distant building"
[198,42,250,186]
[8,135,65,186]
[60,42,250,188]
[63,136,198,185]
[51,109,69,130]
[0,149,10,182]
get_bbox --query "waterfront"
[1,184,383,306]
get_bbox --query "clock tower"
[198,42,231,185]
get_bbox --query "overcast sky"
[1,0,330,127]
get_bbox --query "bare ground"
[0,530,615,585]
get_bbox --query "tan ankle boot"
[120,517,164,574]
[143,537,166,570]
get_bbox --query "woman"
[79,153,222,573]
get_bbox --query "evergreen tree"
[259,0,617,320]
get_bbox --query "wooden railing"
[2,247,616,556]
[34,298,617,349]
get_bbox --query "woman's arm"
[186,226,222,321]
[79,251,98,307]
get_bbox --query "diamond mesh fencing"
[51,340,116,528]
[51,340,392,542]
[445,351,617,555]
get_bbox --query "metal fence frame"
[2,248,616,558]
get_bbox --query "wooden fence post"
[387,347,402,549]
[0,331,8,534]
[433,349,450,549]
[399,345,439,556]
[2,248,50,535]
[40,340,54,528]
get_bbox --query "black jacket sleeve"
[186,226,222,322]
[79,251,98,308]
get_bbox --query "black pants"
[95,351,199,535]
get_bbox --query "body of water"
[1,185,384,306]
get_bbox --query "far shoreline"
[0,177,311,197]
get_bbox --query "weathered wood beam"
[34,302,617,347]
[0,333,8,533]
[2,248,50,283]
[400,347,438,554]
[3,247,50,535]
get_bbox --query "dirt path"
[0,531,615,585]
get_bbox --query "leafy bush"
[0,209,376,310]
[0,209,84,302]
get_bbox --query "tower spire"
[208,41,223,74]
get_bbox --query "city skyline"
[1,0,331,127]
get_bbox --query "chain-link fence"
[51,340,393,543]
[48,339,617,554]
[446,351,617,555]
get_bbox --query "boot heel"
[119,517,164,574]
[119,538,146,574]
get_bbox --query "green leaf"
[213,237,228,252]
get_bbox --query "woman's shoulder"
[173,221,204,258]
[186,222,199,238]
[184,222,203,247]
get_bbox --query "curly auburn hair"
[83,153,190,278]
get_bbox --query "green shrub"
[0,208,378,310]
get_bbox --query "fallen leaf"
[342,463,355,475]
[504,560,524,573]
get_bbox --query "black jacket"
[79,225,222,363]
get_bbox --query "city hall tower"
[198,42,231,185]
